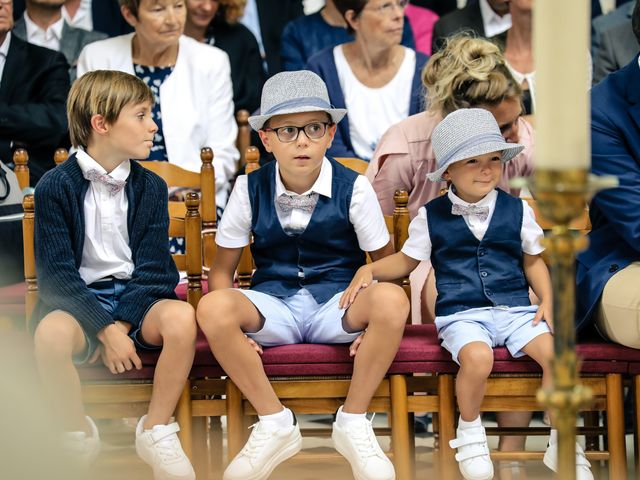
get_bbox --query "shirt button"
[485,290,493,296]
[480,271,488,277]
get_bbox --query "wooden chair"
[236,110,251,169]
[141,147,217,274]
[335,157,369,175]
[22,186,204,459]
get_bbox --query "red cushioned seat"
[174,280,208,301]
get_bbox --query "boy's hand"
[339,265,373,310]
[533,302,554,333]
[97,323,142,374]
[245,335,263,355]
[349,331,365,357]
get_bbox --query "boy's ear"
[442,170,451,181]
[90,114,109,135]
[326,123,337,149]
[257,129,273,153]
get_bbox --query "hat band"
[438,132,507,168]
[263,96,333,116]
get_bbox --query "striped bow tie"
[276,193,317,214]
[451,203,490,222]
[83,169,126,196]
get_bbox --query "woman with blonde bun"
[366,35,536,479]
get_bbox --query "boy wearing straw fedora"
[196,70,408,480]
[343,108,593,480]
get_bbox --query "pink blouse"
[366,111,535,218]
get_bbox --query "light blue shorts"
[434,305,551,364]
[238,288,363,346]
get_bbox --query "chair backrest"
[22,191,203,330]
[54,148,69,166]
[335,157,369,175]
[13,148,29,190]
[236,110,251,169]
[523,196,591,233]
[140,148,216,270]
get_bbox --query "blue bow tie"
[451,203,490,222]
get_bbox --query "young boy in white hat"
[196,70,409,480]
[342,108,594,480]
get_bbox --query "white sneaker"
[332,413,395,480]
[62,416,101,466]
[223,416,302,480]
[543,434,593,480]
[449,424,494,480]
[135,415,195,480]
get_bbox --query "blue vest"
[427,190,531,317]
[247,158,366,303]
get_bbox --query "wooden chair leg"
[176,381,193,460]
[390,374,412,480]
[226,380,245,461]
[438,374,457,479]
[583,411,599,451]
[192,416,210,479]
[605,374,627,479]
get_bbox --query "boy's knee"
[33,315,79,359]
[369,283,410,326]
[158,302,197,344]
[196,291,241,334]
[459,343,494,374]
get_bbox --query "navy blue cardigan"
[32,155,178,338]
[306,46,428,160]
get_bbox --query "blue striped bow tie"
[451,203,490,222]
[276,193,317,214]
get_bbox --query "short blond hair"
[423,35,522,116]
[67,70,154,149]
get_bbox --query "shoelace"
[346,415,380,459]
[154,434,184,465]
[241,422,273,462]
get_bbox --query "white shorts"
[238,288,363,346]
[435,305,551,364]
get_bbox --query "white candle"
[534,0,590,169]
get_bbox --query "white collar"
[76,149,131,182]
[24,11,64,42]
[479,0,512,37]
[61,0,91,25]
[275,157,333,198]
[447,188,497,209]
[0,31,11,58]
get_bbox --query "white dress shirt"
[0,32,11,84]
[24,12,64,51]
[216,157,390,252]
[76,150,135,285]
[479,0,512,38]
[402,189,544,261]
[62,0,93,31]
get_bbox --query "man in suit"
[12,0,106,80]
[0,0,70,184]
[13,0,132,37]
[577,2,640,348]
[431,0,511,52]
[592,1,639,84]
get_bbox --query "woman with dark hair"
[184,0,264,113]
[307,0,428,161]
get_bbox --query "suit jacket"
[12,17,107,80]
[591,1,635,55]
[13,0,132,38]
[256,0,304,76]
[592,3,639,84]
[576,56,640,331]
[0,34,70,185]
[431,0,483,52]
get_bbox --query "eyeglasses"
[263,122,331,143]
[364,0,409,16]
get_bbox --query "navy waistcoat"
[247,158,366,303]
[427,190,531,317]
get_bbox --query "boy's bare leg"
[456,342,494,421]
[521,333,554,423]
[342,283,409,413]
[197,289,282,415]
[33,311,90,434]
[139,300,197,428]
